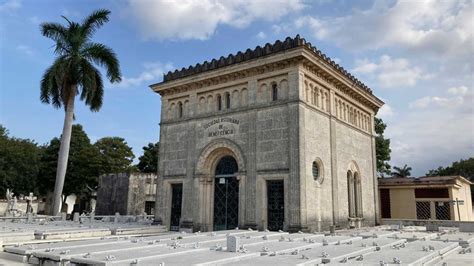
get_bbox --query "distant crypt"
[150,35,384,232]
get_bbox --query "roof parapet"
[160,35,373,95]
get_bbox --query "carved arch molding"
[195,138,246,177]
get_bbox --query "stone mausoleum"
[150,35,384,232]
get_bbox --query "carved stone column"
[236,173,248,228]
[196,174,212,231]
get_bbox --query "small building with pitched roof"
[379,176,473,221]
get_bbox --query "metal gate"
[213,156,239,231]
[170,183,183,231]
[267,180,284,231]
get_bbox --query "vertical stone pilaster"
[287,102,301,231]
[154,126,167,225]
[328,90,339,225]
[329,90,339,225]
[370,113,380,225]
[248,79,258,106]
[287,68,301,101]
[298,104,308,230]
[189,92,197,118]
[180,121,196,231]
[244,107,257,228]
[237,174,247,227]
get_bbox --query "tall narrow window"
[354,173,360,217]
[178,102,183,118]
[217,95,222,111]
[225,92,231,109]
[347,171,355,218]
[272,83,278,101]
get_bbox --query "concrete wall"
[96,173,130,215]
[450,183,473,221]
[0,201,39,216]
[389,188,417,219]
[96,173,157,215]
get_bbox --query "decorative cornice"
[152,35,373,95]
[158,58,300,97]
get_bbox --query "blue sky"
[0,0,472,175]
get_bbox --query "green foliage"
[40,9,121,112]
[137,142,159,173]
[391,164,412,177]
[375,117,391,176]
[426,158,474,180]
[0,125,43,197]
[94,137,135,174]
[38,125,101,197]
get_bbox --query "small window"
[272,83,278,101]
[312,161,319,179]
[225,92,231,109]
[178,102,183,118]
[217,95,222,111]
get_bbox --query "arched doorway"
[213,156,239,230]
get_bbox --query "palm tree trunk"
[51,86,76,215]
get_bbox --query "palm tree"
[391,164,412,178]
[40,9,121,215]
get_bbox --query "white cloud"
[294,0,473,61]
[352,59,378,74]
[16,45,33,55]
[256,31,267,40]
[448,86,469,96]
[409,86,472,109]
[128,0,305,40]
[0,0,21,12]
[378,103,394,119]
[111,62,174,89]
[388,85,474,174]
[353,55,430,88]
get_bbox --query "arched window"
[215,156,238,176]
[177,102,183,118]
[271,83,278,101]
[217,95,222,111]
[347,171,355,218]
[225,92,231,109]
[354,173,362,217]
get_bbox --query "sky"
[0,0,472,176]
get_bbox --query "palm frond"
[81,42,121,83]
[82,9,110,38]
[40,56,70,109]
[78,59,104,111]
[41,23,70,55]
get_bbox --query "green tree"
[375,117,391,176]
[38,125,101,209]
[94,137,135,174]
[0,125,43,197]
[391,164,412,177]
[426,158,474,180]
[40,9,121,214]
[137,142,159,173]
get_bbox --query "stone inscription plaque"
[204,117,240,138]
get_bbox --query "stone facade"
[96,173,157,215]
[150,35,384,232]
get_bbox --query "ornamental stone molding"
[195,138,246,177]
